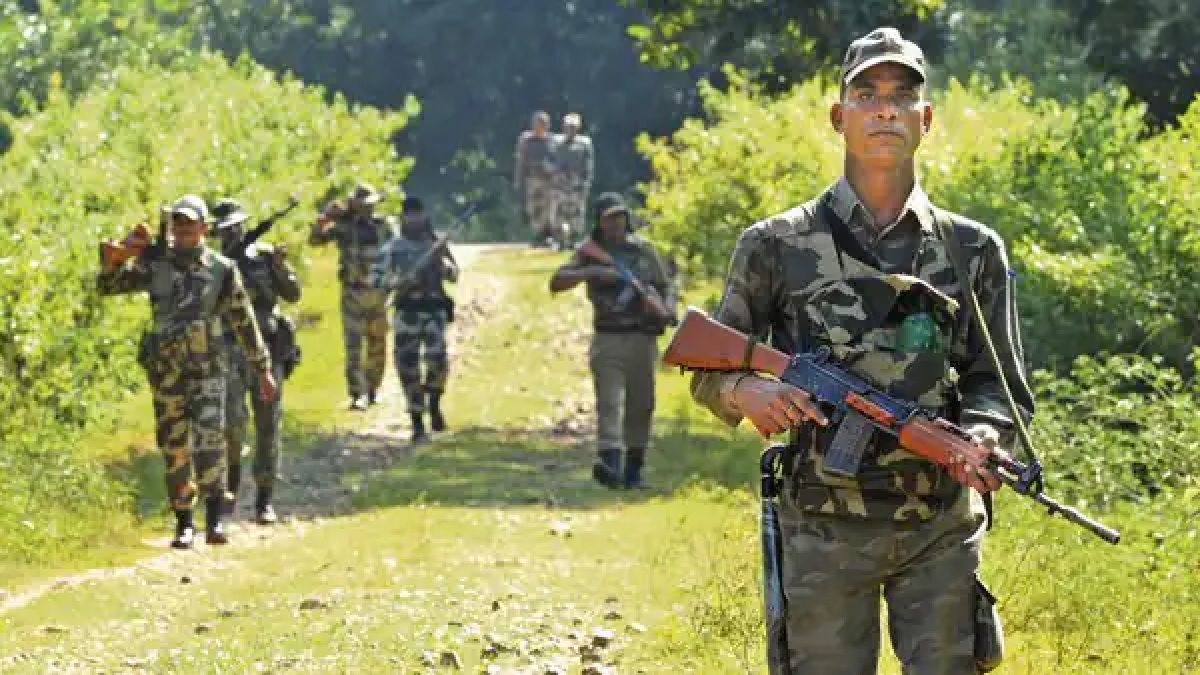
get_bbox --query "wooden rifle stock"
[662,307,790,376]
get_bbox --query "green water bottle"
[895,296,943,353]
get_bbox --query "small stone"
[591,628,616,648]
[42,625,69,634]
[194,623,212,634]
[603,610,622,621]
[605,596,619,604]
[491,599,502,611]
[299,598,329,611]
[448,620,464,627]
[218,608,237,618]
[180,575,192,585]
[626,622,647,634]
[439,650,463,669]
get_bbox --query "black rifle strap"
[742,334,758,370]
[816,198,882,271]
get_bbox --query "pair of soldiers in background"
[97,194,300,548]
[311,185,459,443]
[514,111,594,250]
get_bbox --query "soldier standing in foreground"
[212,199,302,525]
[548,193,674,489]
[370,196,459,444]
[514,111,559,247]
[97,195,275,548]
[688,27,1033,673]
[551,112,594,248]
[309,183,394,411]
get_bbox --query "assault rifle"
[386,202,482,293]
[576,237,676,325]
[662,307,1121,545]
[232,195,300,259]
[99,206,170,270]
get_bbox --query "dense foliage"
[0,53,411,562]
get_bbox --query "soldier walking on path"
[212,198,302,525]
[97,195,276,549]
[370,196,459,444]
[551,112,594,248]
[514,111,559,247]
[309,183,394,411]
[549,193,674,489]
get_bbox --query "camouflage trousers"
[552,184,588,242]
[340,285,389,397]
[523,178,556,238]
[151,363,226,511]
[589,332,657,451]
[777,487,987,674]
[224,348,286,491]
[393,308,450,413]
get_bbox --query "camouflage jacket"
[514,131,557,187]
[552,134,594,189]
[223,242,302,342]
[568,234,672,335]
[691,179,1034,522]
[97,246,271,376]
[309,213,394,288]
[369,235,458,310]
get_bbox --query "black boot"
[170,509,195,549]
[592,448,622,489]
[623,447,647,490]
[224,463,242,515]
[255,487,277,525]
[429,392,446,432]
[410,412,428,444]
[205,496,229,545]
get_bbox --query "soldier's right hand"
[731,375,829,437]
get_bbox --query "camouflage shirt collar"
[829,177,935,236]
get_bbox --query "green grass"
[1,247,1198,674]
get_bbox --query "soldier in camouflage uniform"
[514,111,559,246]
[550,112,594,248]
[689,28,1034,674]
[213,199,302,525]
[98,195,275,549]
[549,193,675,489]
[309,183,394,411]
[370,196,458,443]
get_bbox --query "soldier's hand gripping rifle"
[662,307,1121,545]
[576,237,676,325]
[99,206,170,270]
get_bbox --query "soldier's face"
[597,211,627,240]
[170,214,206,249]
[532,118,548,136]
[832,63,931,167]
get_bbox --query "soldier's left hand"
[260,371,278,402]
[951,423,1005,493]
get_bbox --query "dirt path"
[0,244,519,618]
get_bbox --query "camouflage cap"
[348,182,383,205]
[170,194,209,222]
[211,198,249,229]
[593,192,628,219]
[840,27,927,86]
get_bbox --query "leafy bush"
[0,52,413,563]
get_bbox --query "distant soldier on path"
[551,112,594,248]
[213,198,302,525]
[370,196,459,444]
[309,183,394,411]
[514,111,559,247]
